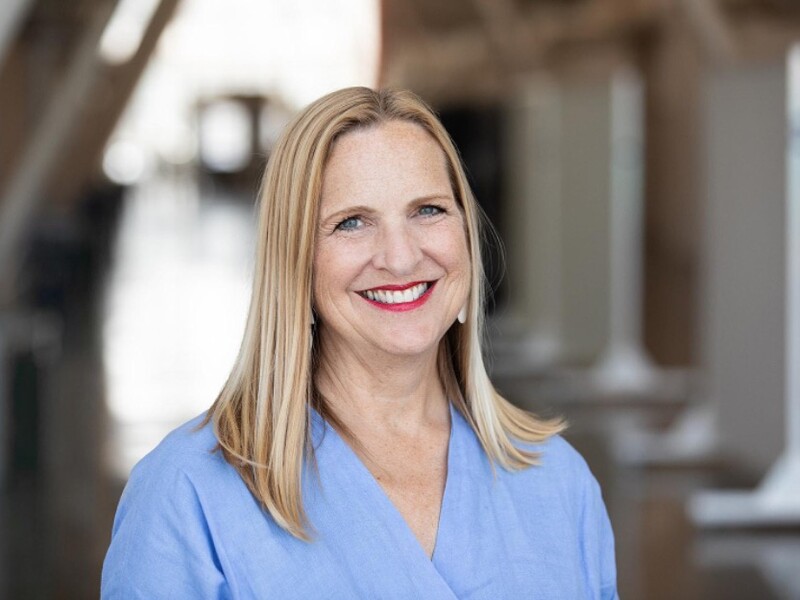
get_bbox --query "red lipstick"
[358,281,436,312]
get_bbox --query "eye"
[418,205,444,217]
[335,215,363,231]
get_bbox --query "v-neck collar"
[310,402,459,563]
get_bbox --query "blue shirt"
[102,404,619,599]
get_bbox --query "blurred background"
[1,0,800,597]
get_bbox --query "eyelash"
[333,205,446,232]
[418,204,445,217]
[335,216,363,231]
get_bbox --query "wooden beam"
[470,0,518,73]
[46,0,182,209]
[0,0,33,69]
[384,0,664,103]
[0,0,118,306]
[677,0,738,63]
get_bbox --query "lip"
[359,280,429,293]
[357,280,436,312]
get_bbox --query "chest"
[197,417,599,599]
[354,432,449,557]
[209,467,587,600]
[373,463,447,557]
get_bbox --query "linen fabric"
[101,404,619,599]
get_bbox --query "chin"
[374,324,445,356]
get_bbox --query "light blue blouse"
[102,404,619,599]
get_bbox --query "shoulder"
[533,433,592,473]
[107,412,231,534]
[102,414,243,598]
[110,412,248,532]
[517,434,619,598]
[517,433,599,493]
[499,433,611,532]
[133,413,221,475]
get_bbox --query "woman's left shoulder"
[516,433,601,491]
[511,434,619,598]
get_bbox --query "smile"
[357,281,435,311]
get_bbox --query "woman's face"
[313,120,470,360]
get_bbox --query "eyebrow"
[409,193,455,206]
[319,193,455,224]
[319,205,378,225]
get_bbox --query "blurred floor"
[2,172,798,599]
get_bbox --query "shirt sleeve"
[581,473,619,600]
[101,454,231,599]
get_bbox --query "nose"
[372,222,423,275]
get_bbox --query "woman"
[102,87,618,599]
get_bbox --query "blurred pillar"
[557,74,612,365]
[642,11,704,368]
[498,67,660,394]
[497,75,562,373]
[557,68,659,395]
[611,12,712,466]
[0,313,61,487]
[690,56,800,526]
[589,68,660,392]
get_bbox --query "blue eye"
[419,205,443,216]
[336,216,362,231]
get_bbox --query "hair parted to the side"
[205,87,565,540]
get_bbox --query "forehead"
[320,121,451,206]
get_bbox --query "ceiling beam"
[47,0,182,210]
[0,0,118,306]
[677,0,738,63]
[0,0,33,69]
[384,0,665,102]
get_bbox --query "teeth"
[362,283,429,305]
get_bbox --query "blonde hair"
[206,87,565,540]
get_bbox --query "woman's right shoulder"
[102,414,242,598]
[115,412,251,523]
[110,412,239,527]
[130,413,224,480]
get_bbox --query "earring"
[311,311,316,326]
[457,305,467,324]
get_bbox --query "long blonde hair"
[206,87,565,540]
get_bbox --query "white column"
[557,69,661,394]
[494,76,563,374]
[589,68,660,393]
[689,53,800,526]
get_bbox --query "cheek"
[312,243,367,303]
[432,224,470,273]
[311,248,333,305]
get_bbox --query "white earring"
[311,311,316,326]
[457,305,467,324]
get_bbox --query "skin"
[313,120,471,558]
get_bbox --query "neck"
[314,331,449,437]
